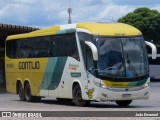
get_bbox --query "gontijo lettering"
[19,61,40,69]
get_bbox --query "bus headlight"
[101,84,108,89]
[93,80,108,89]
[143,82,150,88]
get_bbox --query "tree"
[118,7,160,44]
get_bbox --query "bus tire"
[24,82,34,102]
[116,100,132,107]
[73,85,90,106]
[18,83,25,101]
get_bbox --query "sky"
[0,0,160,28]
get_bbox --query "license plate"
[122,94,131,98]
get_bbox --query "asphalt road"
[0,83,160,119]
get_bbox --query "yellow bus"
[5,22,157,107]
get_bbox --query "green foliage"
[118,7,160,44]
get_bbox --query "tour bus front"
[78,30,157,106]
[94,36,149,100]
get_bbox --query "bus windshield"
[97,37,148,78]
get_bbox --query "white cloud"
[152,5,160,12]
[0,0,159,28]
[72,2,136,23]
[0,0,35,24]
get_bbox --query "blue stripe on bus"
[40,57,58,90]
[40,57,67,90]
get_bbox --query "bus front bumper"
[95,86,150,102]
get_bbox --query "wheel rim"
[75,90,83,103]
[25,85,31,99]
[19,85,23,96]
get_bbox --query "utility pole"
[68,0,72,24]
[68,8,72,24]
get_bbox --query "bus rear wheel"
[115,100,132,107]
[73,85,90,106]
[18,83,25,101]
[24,83,41,102]
[24,82,34,102]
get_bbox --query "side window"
[64,34,79,60]
[6,40,17,58]
[49,33,79,60]
[17,40,22,58]
[30,36,51,58]
[50,36,62,57]
[6,40,13,58]
[6,33,79,59]
[41,36,51,57]
[33,38,43,58]
[18,38,33,58]
[12,40,17,58]
[17,37,50,58]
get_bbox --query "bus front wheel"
[18,83,25,101]
[115,100,132,107]
[73,85,90,106]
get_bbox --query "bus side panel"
[21,58,48,96]
[5,58,22,94]
[40,57,68,97]
[58,57,80,98]
[5,57,49,96]
[6,72,18,94]
[57,57,90,100]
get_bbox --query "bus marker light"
[144,92,149,96]
[85,86,88,89]
[101,93,107,98]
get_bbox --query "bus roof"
[6,22,142,40]
[77,22,142,36]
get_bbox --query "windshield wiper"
[126,53,139,77]
[113,61,125,79]
[113,53,139,79]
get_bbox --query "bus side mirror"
[145,41,157,59]
[85,41,98,61]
